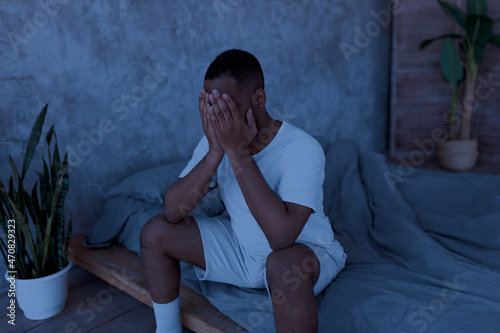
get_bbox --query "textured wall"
[0,0,390,281]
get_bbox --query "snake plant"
[0,104,72,279]
[420,0,500,140]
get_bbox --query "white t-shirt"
[179,121,339,258]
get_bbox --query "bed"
[83,139,500,332]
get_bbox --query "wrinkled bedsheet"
[85,140,500,332]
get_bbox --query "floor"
[1,265,194,333]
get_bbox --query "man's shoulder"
[281,122,324,153]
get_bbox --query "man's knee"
[140,214,171,251]
[266,244,320,291]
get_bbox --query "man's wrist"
[206,149,224,164]
[226,146,252,164]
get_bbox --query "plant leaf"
[46,125,55,166]
[46,125,55,145]
[467,0,488,16]
[489,34,500,47]
[438,1,466,30]
[8,156,20,188]
[0,180,14,220]
[22,104,48,179]
[41,160,52,211]
[16,227,28,278]
[465,15,493,63]
[51,143,61,189]
[63,217,73,267]
[41,173,64,273]
[419,34,463,49]
[3,190,40,275]
[0,238,9,270]
[8,176,14,205]
[0,197,10,246]
[441,37,464,83]
[57,154,69,269]
[26,183,44,265]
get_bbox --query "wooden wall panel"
[390,0,500,163]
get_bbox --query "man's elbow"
[268,236,295,251]
[162,205,181,224]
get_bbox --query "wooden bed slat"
[68,234,247,333]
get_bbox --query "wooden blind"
[390,0,500,163]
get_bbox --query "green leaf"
[467,0,488,16]
[2,190,40,275]
[0,179,13,216]
[0,238,9,269]
[46,125,55,145]
[489,34,500,47]
[465,15,493,63]
[441,37,465,127]
[441,37,464,83]
[8,176,15,204]
[16,229,28,278]
[41,174,64,273]
[51,143,61,189]
[31,181,43,223]
[63,217,73,266]
[438,1,466,30]
[56,154,69,270]
[26,183,44,265]
[0,199,10,244]
[46,125,55,165]
[419,34,463,49]
[41,160,52,211]
[8,156,20,188]
[22,104,48,179]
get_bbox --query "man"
[140,49,346,333]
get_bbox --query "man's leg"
[140,214,205,331]
[266,243,320,333]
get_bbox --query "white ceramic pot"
[4,260,72,320]
[438,138,479,172]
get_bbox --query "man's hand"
[199,89,223,157]
[208,89,258,156]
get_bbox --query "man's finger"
[202,101,209,127]
[199,92,205,113]
[209,103,224,127]
[211,90,233,121]
[246,108,257,131]
[209,93,227,124]
[222,93,240,120]
[209,107,220,129]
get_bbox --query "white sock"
[152,297,183,333]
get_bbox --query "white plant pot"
[438,138,479,172]
[4,260,72,320]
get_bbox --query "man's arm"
[163,150,222,222]
[208,90,312,250]
[229,150,312,250]
[163,90,224,223]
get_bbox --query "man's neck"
[249,111,282,155]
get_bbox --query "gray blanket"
[85,140,500,332]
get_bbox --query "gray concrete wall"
[0,0,390,288]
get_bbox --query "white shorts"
[191,213,346,297]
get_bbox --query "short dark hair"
[204,49,264,90]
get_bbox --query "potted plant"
[1,104,73,320]
[420,0,500,171]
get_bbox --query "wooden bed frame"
[68,234,247,333]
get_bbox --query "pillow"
[87,159,225,251]
[104,160,188,204]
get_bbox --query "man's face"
[203,76,251,120]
